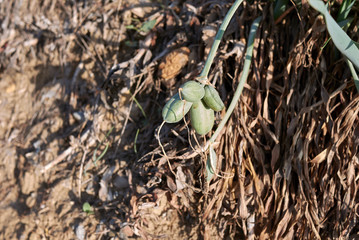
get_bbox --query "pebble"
[113,175,129,189]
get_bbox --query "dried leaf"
[311,147,329,164]
[175,166,186,192]
[158,46,190,83]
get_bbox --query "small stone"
[113,175,129,189]
[121,225,134,237]
[75,224,85,240]
[21,172,38,195]
[26,192,37,208]
[73,111,85,121]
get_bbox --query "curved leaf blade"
[308,0,359,71]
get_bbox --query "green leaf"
[273,0,289,20]
[140,19,156,33]
[125,25,137,30]
[337,19,352,29]
[130,92,147,119]
[208,16,262,145]
[347,60,359,93]
[308,0,359,71]
[134,128,140,154]
[337,0,355,22]
[82,202,94,214]
[320,18,353,50]
[198,0,244,79]
[124,40,138,48]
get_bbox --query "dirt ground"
[1,0,359,239]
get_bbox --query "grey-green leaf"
[308,0,359,71]
[140,19,156,33]
[337,0,355,22]
[206,145,217,182]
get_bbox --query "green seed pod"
[190,100,214,135]
[180,81,205,102]
[202,85,224,111]
[162,93,192,123]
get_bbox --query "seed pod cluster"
[162,81,224,135]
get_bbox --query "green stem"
[207,16,262,148]
[198,0,244,81]
[347,59,359,93]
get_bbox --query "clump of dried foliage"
[0,0,358,239]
